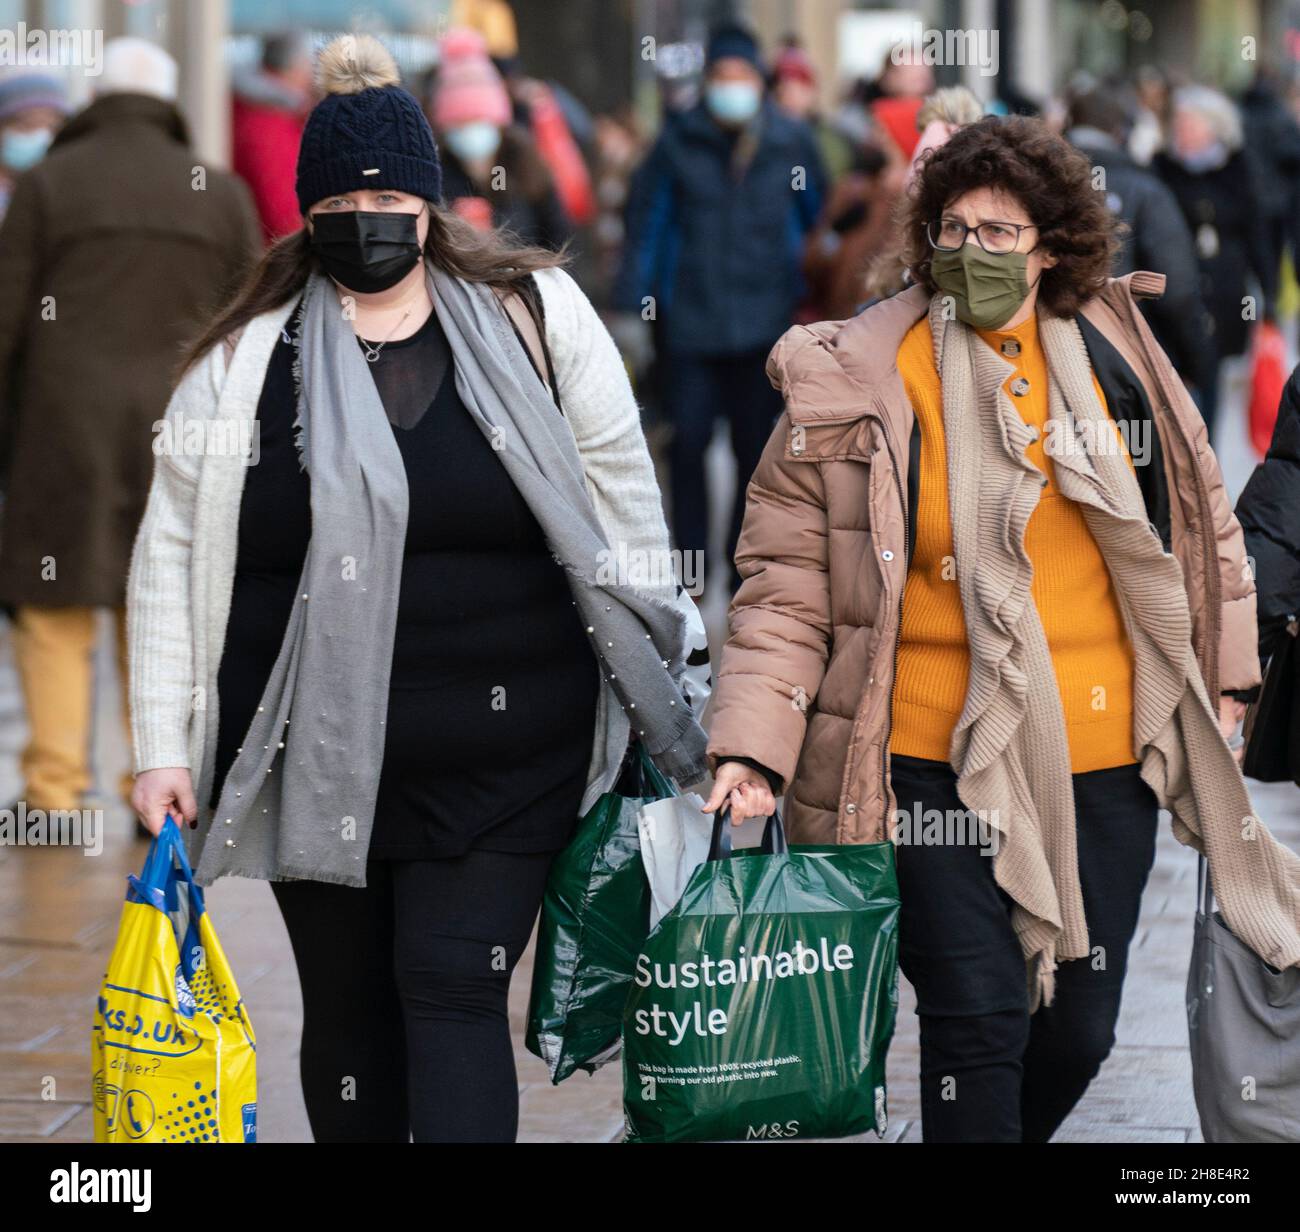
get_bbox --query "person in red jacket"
[232,32,312,244]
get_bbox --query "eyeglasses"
[927,217,1039,254]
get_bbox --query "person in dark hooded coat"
[1066,85,1211,396]
[0,38,258,814]
[1236,363,1300,662]
[1154,84,1277,437]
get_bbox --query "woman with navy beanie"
[127,34,707,1142]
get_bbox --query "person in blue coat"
[615,23,825,594]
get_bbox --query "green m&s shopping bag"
[526,740,675,1082]
[622,808,899,1142]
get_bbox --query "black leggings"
[891,754,1159,1143]
[269,849,555,1143]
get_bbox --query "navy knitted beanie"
[705,23,764,74]
[295,34,442,214]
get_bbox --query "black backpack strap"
[523,272,563,416]
[499,275,564,416]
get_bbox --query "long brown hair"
[180,203,568,379]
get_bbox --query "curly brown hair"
[902,114,1120,317]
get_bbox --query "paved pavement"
[1,370,1293,1143]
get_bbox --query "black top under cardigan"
[211,305,601,857]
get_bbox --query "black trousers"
[891,754,1159,1142]
[666,349,784,594]
[269,849,555,1143]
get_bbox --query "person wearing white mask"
[704,49,764,129]
[0,71,69,220]
[613,22,827,598]
[429,27,570,250]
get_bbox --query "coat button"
[881,549,894,562]
[1010,377,1030,397]
[845,802,857,814]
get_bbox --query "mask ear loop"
[419,201,435,262]
[1020,229,1048,292]
[1018,214,1056,283]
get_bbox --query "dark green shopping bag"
[622,809,899,1142]
[526,741,675,1083]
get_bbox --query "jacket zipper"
[840,412,909,843]
[880,420,909,835]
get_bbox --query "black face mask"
[308,207,424,293]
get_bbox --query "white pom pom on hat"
[315,33,401,97]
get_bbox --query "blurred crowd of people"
[0,7,1297,815]
[604,28,1300,591]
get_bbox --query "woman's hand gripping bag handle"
[621,802,900,1143]
[706,802,789,860]
[91,815,257,1142]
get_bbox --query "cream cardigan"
[126,266,685,845]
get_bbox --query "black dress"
[211,304,601,857]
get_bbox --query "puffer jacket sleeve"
[1236,363,1300,661]
[706,409,832,792]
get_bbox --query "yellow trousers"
[11,606,134,809]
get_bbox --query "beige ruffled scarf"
[929,294,1300,1011]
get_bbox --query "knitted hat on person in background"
[0,70,70,122]
[705,23,764,75]
[295,33,442,215]
[431,28,512,131]
[772,45,816,89]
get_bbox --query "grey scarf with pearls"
[198,263,707,889]
[429,263,708,784]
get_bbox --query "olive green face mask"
[930,243,1033,330]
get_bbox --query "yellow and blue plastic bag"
[92,815,257,1142]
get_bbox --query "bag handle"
[1197,852,1213,918]
[708,804,788,861]
[616,738,675,801]
[128,814,206,920]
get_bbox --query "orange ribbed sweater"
[890,312,1138,773]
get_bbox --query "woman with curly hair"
[703,115,1300,1141]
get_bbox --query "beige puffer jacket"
[706,273,1260,846]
